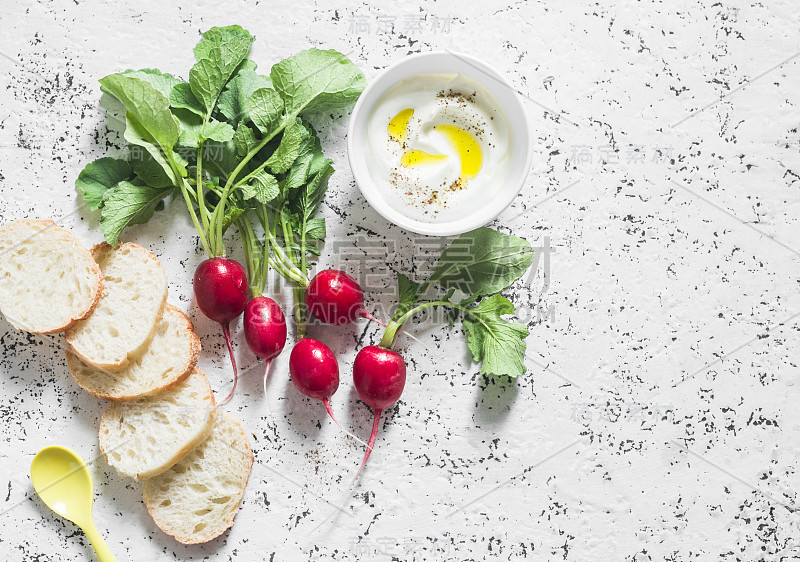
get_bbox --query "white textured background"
[1,0,799,560]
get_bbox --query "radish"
[352,345,407,479]
[244,296,287,395]
[305,269,385,326]
[193,257,249,405]
[289,338,367,444]
[289,338,340,418]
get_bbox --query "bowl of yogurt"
[348,51,531,236]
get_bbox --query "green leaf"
[222,205,248,234]
[246,87,284,135]
[461,295,529,378]
[304,217,325,240]
[429,228,534,298]
[202,139,239,176]
[99,74,181,184]
[128,148,174,188]
[295,160,333,222]
[241,170,279,204]
[393,273,422,321]
[174,110,203,147]
[102,69,182,99]
[202,120,235,142]
[284,157,313,190]
[270,49,366,116]
[218,68,272,126]
[100,74,180,149]
[189,35,254,115]
[99,181,172,246]
[266,119,303,174]
[169,82,205,116]
[283,124,319,190]
[193,25,254,61]
[233,123,258,157]
[174,107,236,147]
[75,158,132,211]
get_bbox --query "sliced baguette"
[0,219,102,334]
[143,412,254,544]
[65,242,167,371]
[98,368,216,480]
[67,304,200,401]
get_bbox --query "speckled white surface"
[1,1,800,560]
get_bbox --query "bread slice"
[0,219,102,334]
[143,412,254,544]
[67,304,200,401]
[98,368,216,480]
[65,242,167,371]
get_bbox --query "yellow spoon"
[30,446,117,562]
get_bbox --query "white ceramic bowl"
[348,51,531,236]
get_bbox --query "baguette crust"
[0,219,103,334]
[67,304,200,401]
[98,368,216,479]
[143,412,254,544]
[65,242,167,371]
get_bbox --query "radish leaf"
[430,227,534,297]
[462,295,529,378]
[189,32,254,114]
[241,171,279,204]
[100,182,171,246]
[99,74,180,151]
[218,66,271,126]
[247,88,284,135]
[296,160,334,222]
[75,158,132,211]
[193,25,253,62]
[304,217,326,240]
[394,273,422,321]
[176,112,235,146]
[130,150,176,188]
[270,49,366,116]
[266,120,303,174]
[99,73,183,188]
[113,68,182,99]
[233,123,258,157]
[169,83,205,116]
[80,26,364,286]
[384,228,533,376]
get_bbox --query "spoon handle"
[83,522,117,562]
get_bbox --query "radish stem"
[353,409,382,482]
[322,399,370,448]
[218,322,238,406]
[362,310,387,327]
[262,358,273,398]
[379,299,463,348]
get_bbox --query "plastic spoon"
[30,446,117,562]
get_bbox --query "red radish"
[289,338,367,444]
[305,269,385,326]
[244,296,287,395]
[289,338,340,417]
[193,257,249,405]
[352,345,407,479]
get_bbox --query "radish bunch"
[192,254,388,455]
[191,226,534,495]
